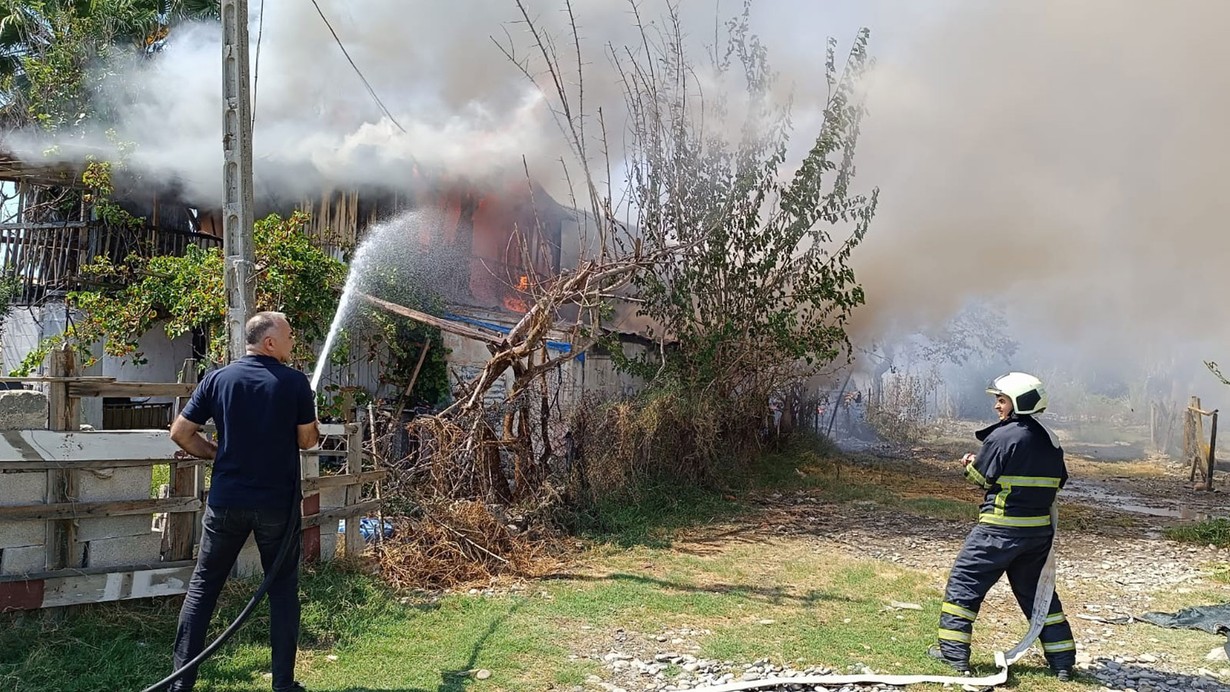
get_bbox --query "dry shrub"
[567,387,764,502]
[374,499,562,590]
[866,372,934,444]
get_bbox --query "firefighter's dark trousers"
[937,524,1076,670]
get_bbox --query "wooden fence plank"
[299,449,347,457]
[0,430,181,463]
[38,565,196,609]
[68,382,197,398]
[0,457,209,472]
[0,580,44,612]
[343,399,362,556]
[301,470,385,492]
[0,559,197,584]
[45,345,79,570]
[302,499,381,530]
[318,423,359,437]
[301,449,321,564]
[0,497,201,522]
[168,359,199,561]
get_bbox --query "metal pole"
[222,0,255,362]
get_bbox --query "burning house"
[0,150,649,428]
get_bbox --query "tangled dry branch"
[374,500,562,590]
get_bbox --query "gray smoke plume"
[7,0,1230,400]
[846,0,1230,402]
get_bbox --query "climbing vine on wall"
[13,210,347,375]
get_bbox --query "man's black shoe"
[927,646,971,675]
[1055,668,1072,682]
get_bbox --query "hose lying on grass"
[689,504,1060,691]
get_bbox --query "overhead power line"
[307,0,409,135]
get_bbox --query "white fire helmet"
[987,372,1048,415]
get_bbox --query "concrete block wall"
[0,470,46,507]
[318,486,346,563]
[0,519,44,549]
[77,515,156,542]
[1,463,159,574]
[1,545,45,575]
[76,465,160,569]
[79,533,164,569]
[0,471,46,576]
[77,466,153,502]
[319,524,339,562]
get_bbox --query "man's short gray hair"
[245,311,287,345]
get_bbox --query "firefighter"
[929,372,1076,681]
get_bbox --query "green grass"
[1165,518,1230,548]
[568,481,743,548]
[900,496,977,521]
[566,435,986,549]
[4,535,1118,691]
[7,436,1208,692]
[1209,562,1230,585]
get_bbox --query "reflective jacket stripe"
[997,475,1062,488]
[965,464,990,489]
[978,513,1051,528]
[983,475,1063,520]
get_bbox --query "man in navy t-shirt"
[167,311,319,692]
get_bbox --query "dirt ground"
[773,429,1230,690]
[575,424,1230,691]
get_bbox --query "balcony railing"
[0,221,222,304]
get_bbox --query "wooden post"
[167,359,199,561]
[395,340,431,417]
[45,344,80,570]
[342,390,362,557]
[1150,402,1157,451]
[300,450,321,563]
[1188,397,1202,482]
[1206,410,1219,491]
[368,401,383,545]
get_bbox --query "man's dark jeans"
[170,504,301,691]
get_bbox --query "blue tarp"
[337,517,395,543]
[444,312,583,362]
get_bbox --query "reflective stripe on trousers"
[937,524,1075,669]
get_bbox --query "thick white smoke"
[7,0,1230,400]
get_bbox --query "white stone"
[77,466,153,502]
[82,533,163,569]
[0,544,46,575]
[0,520,44,549]
[0,471,46,505]
[0,390,47,430]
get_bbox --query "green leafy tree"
[500,2,880,493]
[613,9,878,403]
[1,0,219,129]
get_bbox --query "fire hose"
[689,503,1061,691]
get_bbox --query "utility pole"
[221,0,255,362]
